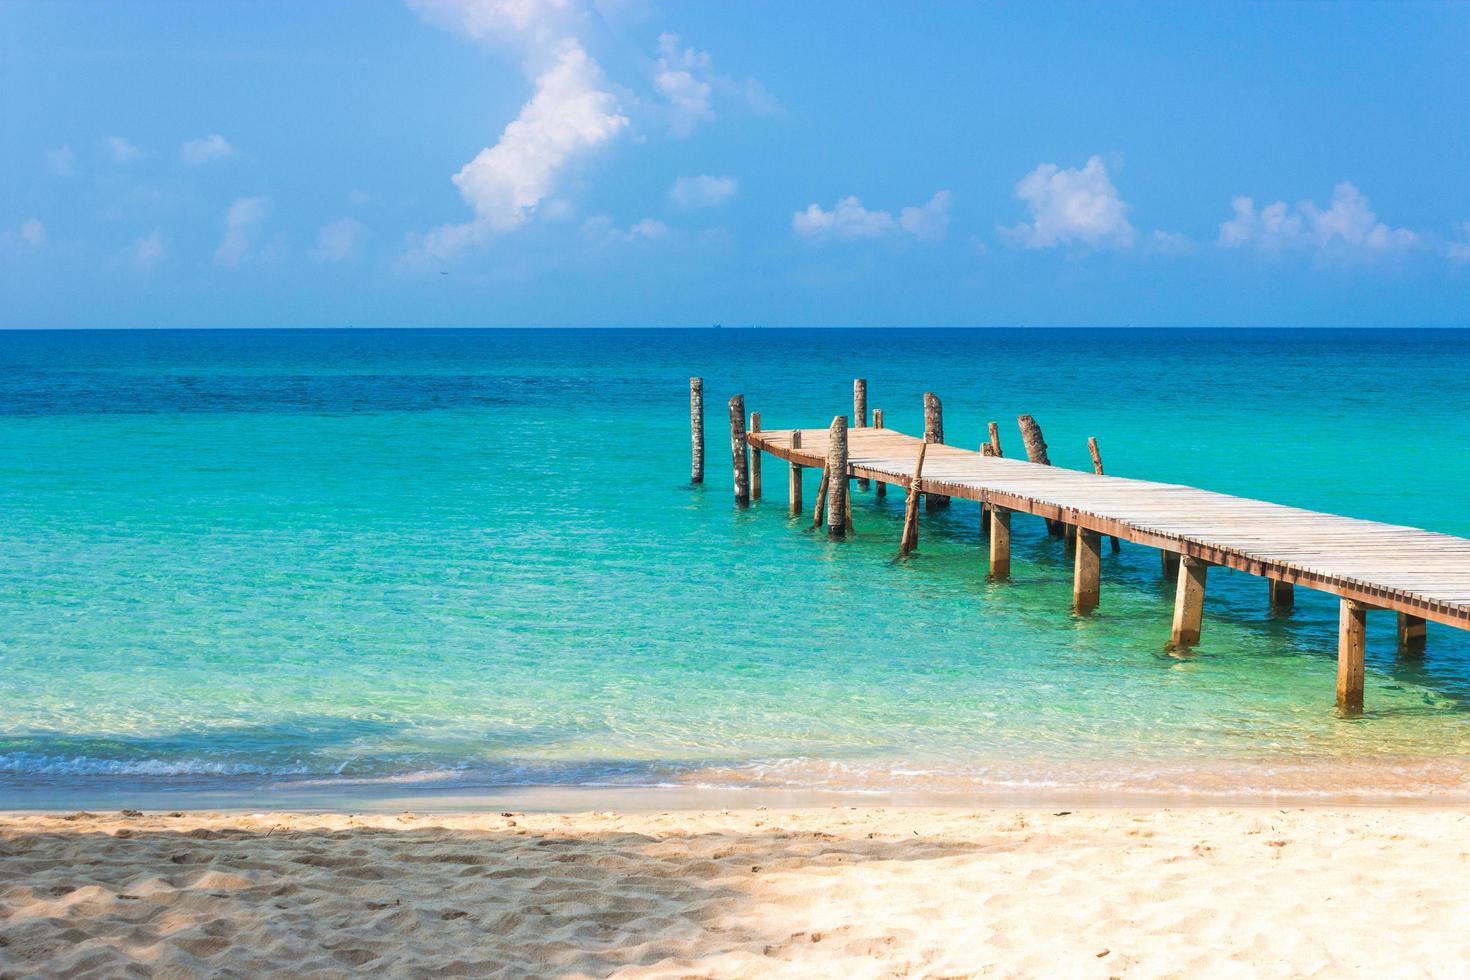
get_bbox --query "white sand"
[3,806,1470,977]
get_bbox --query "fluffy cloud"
[214,195,270,266]
[181,134,238,166]
[793,191,951,244]
[44,145,76,177]
[129,232,166,271]
[105,136,143,164]
[653,33,777,137]
[1218,182,1419,255]
[310,218,367,263]
[667,174,737,210]
[1002,156,1135,248]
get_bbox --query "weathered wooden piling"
[979,444,993,533]
[728,394,749,506]
[923,393,948,510]
[1171,556,1208,647]
[788,430,803,517]
[749,412,762,501]
[1398,613,1427,657]
[988,421,1002,457]
[899,441,928,556]
[1074,528,1101,613]
[811,461,828,529]
[825,416,849,538]
[1087,437,1121,553]
[1162,551,1180,579]
[989,506,1011,581]
[690,377,704,484]
[1338,599,1367,715]
[1269,578,1294,612]
[1018,414,1062,536]
[873,410,886,499]
[854,379,869,491]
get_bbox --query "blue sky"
[2,0,1468,328]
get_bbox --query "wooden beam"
[923,393,949,510]
[728,394,749,506]
[825,415,849,539]
[1338,599,1367,716]
[989,505,1011,581]
[1087,437,1121,553]
[1074,528,1101,614]
[1170,556,1208,647]
[788,430,803,517]
[899,441,929,556]
[749,411,762,501]
[1269,577,1294,612]
[873,409,886,499]
[853,380,869,491]
[1397,612,1427,657]
[689,377,704,484]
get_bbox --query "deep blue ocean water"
[3,328,1470,801]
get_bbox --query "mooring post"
[1397,612,1427,657]
[1018,414,1063,536]
[1087,437,1121,553]
[988,421,1002,457]
[899,441,929,556]
[853,379,869,492]
[1074,528,1101,614]
[873,409,886,499]
[728,394,749,506]
[788,430,804,517]
[1338,599,1367,716]
[1269,578,1294,612]
[1170,556,1208,647]
[749,411,762,501]
[690,377,704,484]
[825,416,849,539]
[923,392,949,510]
[989,506,1011,581]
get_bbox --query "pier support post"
[811,462,828,529]
[988,421,1003,458]
[979,444,993,533]
[899,441,929,556]
[690,377,704,484]
[1162,550,1180,579]
[749,412,761,501]
[1074,528,1101,614]
[1018,414,1063,536]
[1268,578,1294,612]
[873,409,886,499]
[923,393,949,510]
[788,430,804,517]
[825,416,849,539]
[1170,556,1208,648]
[1087,437,1121,553]
[853,380,869,491]
[1397,613,1427,657]
[728,394,749,506]
[989,505,1011,581]
[1338,599,1367,716]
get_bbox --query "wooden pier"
[697,383,1470,717]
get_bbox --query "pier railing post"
[1074,528,1101,613]
[988,505,1011,581]
[788,430,804,517]
[1018,414,1063,536]
[690,377,704,484]
[749,411,762,501]
[1397,612,1427,657]
[1170,556,1208,648]
[923,392,949,510]
[825,415,849,539]
[853,379,869,492]
[873,409,886,499]
[1338,599,1367,716]
[728,394,749,507]
[1087,437,1121,553]
[899,441,928,556]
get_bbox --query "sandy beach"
[3,805,1469,978]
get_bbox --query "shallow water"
[2,327,1469,802]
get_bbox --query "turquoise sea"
[3,328,1470,803]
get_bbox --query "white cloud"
[19,218,46,247]
[580,214,668,244]
[1149,230,1194,254]
[129,232,166,271]
[214,195,270,266]
[667,174,737,209]
[1001,155,1135,248]
[1449,222,1470,263]
[310,218,367,263]
[652,33,777,137]
[44,145,76,177]
[181,134,238,166]
[407,0,582,50]
[105,136,143,164]
[793,191,951,244]
[1218,182,1419,255]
